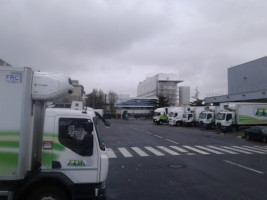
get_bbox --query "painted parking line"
[224,160,264,174]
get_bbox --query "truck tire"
[27,185,70,200]
[262,136,267,143]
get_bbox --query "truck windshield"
[169,112,173,117]
[216,113,226,120]
[153,112,160,117]
[199,113,206,119]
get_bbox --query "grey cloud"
[1,0,267,98]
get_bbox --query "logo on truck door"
[67,159,94,167]
[6,73,22,84]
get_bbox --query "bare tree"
[107,90,118,115]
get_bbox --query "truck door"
[53,117,99,183]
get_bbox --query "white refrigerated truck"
[0,67,109,200]
[153,107,169,125]
[168,107,185,126]
[216,102,267,132]
[182,106,205,126]
[198,106,220,129]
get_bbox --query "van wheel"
[262,136,267,143]
[27,186,69,200]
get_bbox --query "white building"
[179,86,190,106]
[137,73,183,106]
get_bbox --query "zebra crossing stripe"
[221,146,252,154]
[131,147,149,157]
[207,146,239,154]
[145,147,164,156]
[254,146,267,151]
[157,146,180,155]
[195,146,224,154]
[169,146,188,153]
[182,146,210,155]
[243,146,267,153]
[231,146,266,154]
[107,148,117,158]
[118,148,133,157]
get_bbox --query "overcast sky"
[1,0,267,99]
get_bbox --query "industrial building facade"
[137,73,183,106]
[205,56,267,104]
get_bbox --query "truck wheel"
[27,186,70,200]
[262,136,267,143]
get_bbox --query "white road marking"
[106,148,117,158]
[145,146,165,156]
[224,160,264,174]
[146,131,153,135]
[165,139,179,144]
[118,148,133,158]
[187,153,196,155]
[221,146,253,154]
[182,146,210,155]
[154,135,163,139]
[254,146,267,151]
[131,147,149,157]
[231,146,266,154]
[207,146,239,154]
[157,146,180,155]
[195,146,224,154]
[243,146,267,153]
[170,146,188,153]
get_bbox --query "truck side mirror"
[84,122,94,132]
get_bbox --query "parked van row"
[153,102,267,133]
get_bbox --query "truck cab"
[153,108,168,125]
[198,106,219,129]
[39,108,109,200]
[182,107,204,127]
[216,111,235,132]
[168,107,185,126]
